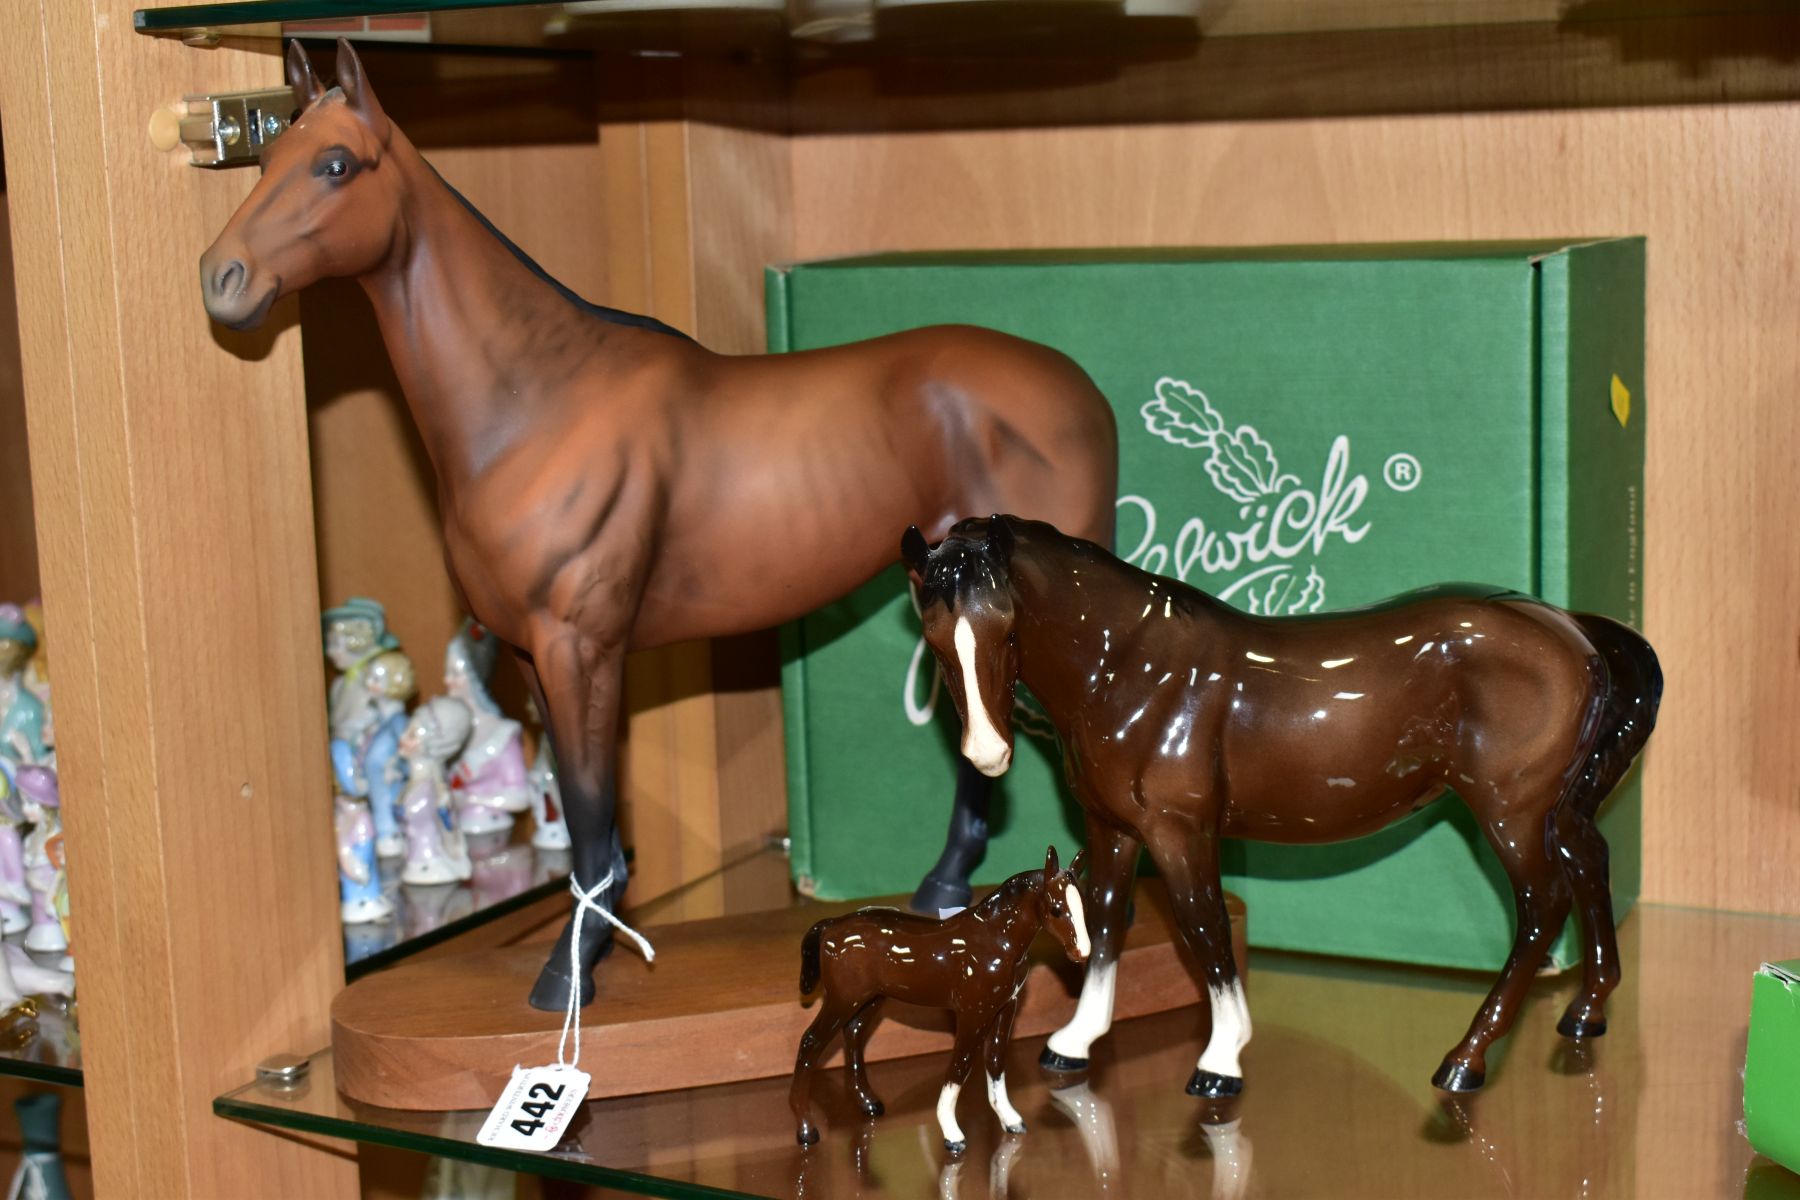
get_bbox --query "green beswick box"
[1744,959,1800,1175]
[771,239,1646,973]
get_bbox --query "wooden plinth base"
[331,883,1246,1111]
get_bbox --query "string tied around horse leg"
[556,870,656,1070]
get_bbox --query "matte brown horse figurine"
[902,515,1661,1096]
[198,41,1116,1010]
[791,845,1090,1152]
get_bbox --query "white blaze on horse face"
[1065,883,1091,961]
[954,617,1011,776]
[937,1081,965,1147]
[1046,959,1116,1061]
[1197,979,1253,1080]
[987,1072,1025,1133]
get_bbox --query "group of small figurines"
[0,603,77,1022]
[322,598,569,926]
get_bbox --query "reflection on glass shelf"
[130,0,1800,131]
[345,829,569,978]
[0,943,80,1088]
[130,0,1800,49]
[221,901,1799,1197]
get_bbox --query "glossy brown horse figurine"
[902,515,1661,1096]
[198,41,1116,1010]
[791,845,1089,1152]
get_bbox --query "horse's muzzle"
[199,250,278,331]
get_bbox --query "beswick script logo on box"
[903,375,1421,738]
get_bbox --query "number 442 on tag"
[477,1065,591,1152]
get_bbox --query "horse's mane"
[971,869,1041,917]
[433,169,691,342]
[918,520,1010,608]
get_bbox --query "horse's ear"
[286,40,325,109]
[1067,849,1087,881]
[334,38,389,137]
[901,525,932,581]
[1043,843,1060,881]
[986,515,1016,565]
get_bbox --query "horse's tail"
[799,919,826,996]
[1561,614,1663,822]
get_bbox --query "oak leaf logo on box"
[904,375,1416,738]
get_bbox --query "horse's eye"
[325,159,349,179]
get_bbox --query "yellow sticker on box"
[1611,375,1631,428]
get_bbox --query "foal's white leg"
[1045,958,1117,1063]
[986,1071,1025,1134]
[1196,979,1253,1082]
[936,1081,965,1150]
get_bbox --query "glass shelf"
[0,997,80,1089]
[129,0,1800,130]
[219,890,1800,1197]
[0,830,584,1087]
[130,0,1798,41]
[344,830,570,980]
[0,938,81,1088]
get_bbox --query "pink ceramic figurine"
[444,629,529,836]
[16,768,66,956]
[526,731,571,852]
[0,770,30,938]
[400,697,474,886]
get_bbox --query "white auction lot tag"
[476,1064,591,1152]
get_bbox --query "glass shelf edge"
[213,1070,763,1200]
[136,0,496,33]
[0,1058,82,1089]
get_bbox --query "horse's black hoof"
[1557,1011,1607,1040]
[525,935,613,1012]
[1002,1122,1027,1135]
[796,1122,820,1147]
[1431,1062,1486,1093]
[857,1097,885,1118]
[1039,1047,1089,1073]
[910,875,973,915]
[944,1139,967,1157]
[1186,1069,1243,1099]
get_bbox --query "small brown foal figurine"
[198,41,1116,1012]
[904,516,1661,1098]
[792,845,1090,1153]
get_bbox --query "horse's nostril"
[212,259,246,298]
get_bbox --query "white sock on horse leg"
[987,1072,1025,1133]
[1047,959,1116,1060]
[1196,979,1252,1079]
[937,1081,965,1147]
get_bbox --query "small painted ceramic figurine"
[200,40,1118,1012]
[335,794,393,925]
[0,767,31,937]
[323,597,402,745]
[525,717,571,852]
[399,696,475,886]
[0,607,49,767]
[330,649,416,859]
[18,603,51,763]
[16,767,67,956]
[444,627,528,836]
[902,516,1662,1098]
[791,845,1090,1153]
